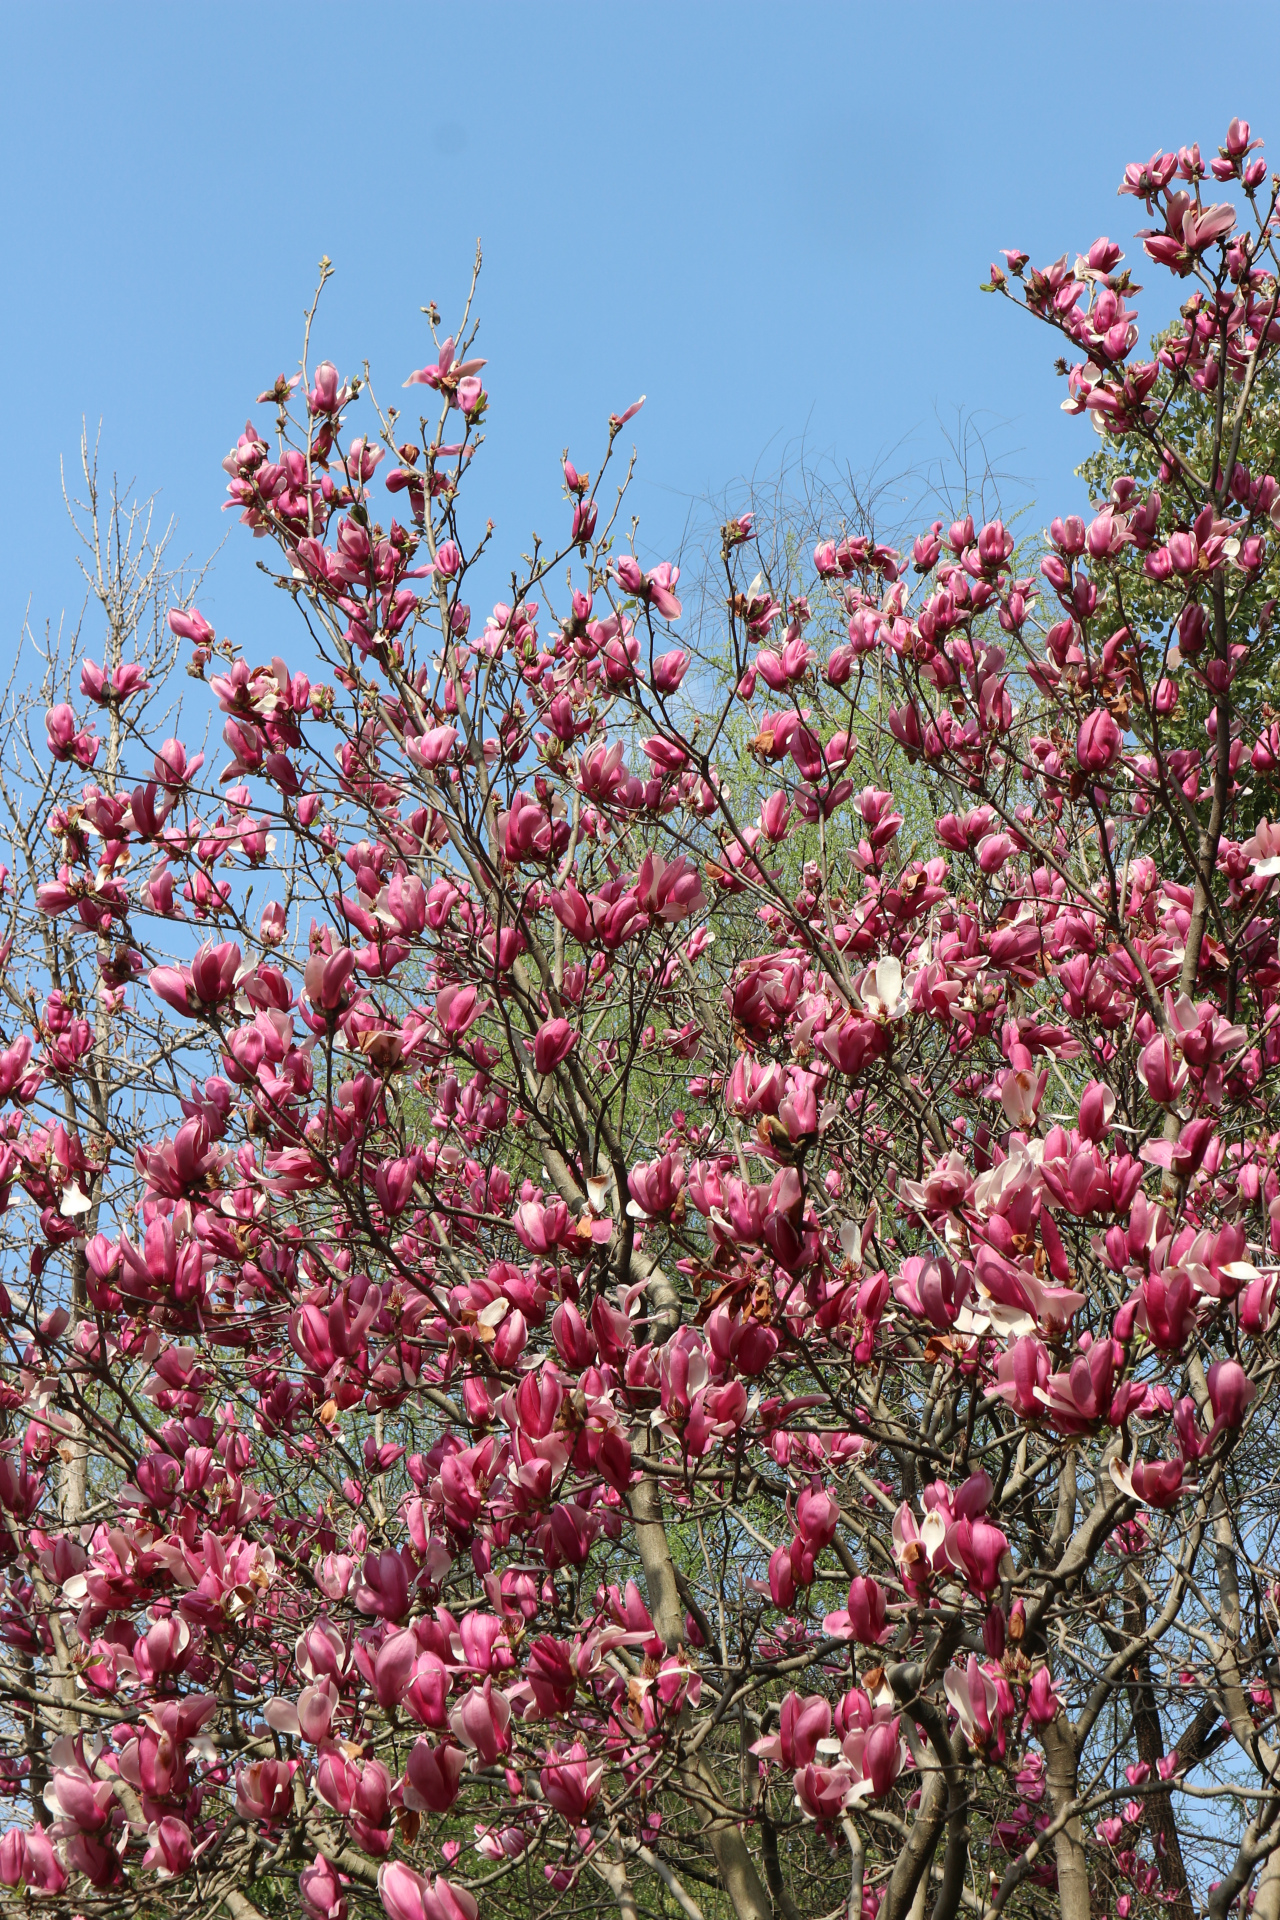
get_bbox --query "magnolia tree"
[3,119,1280,1920]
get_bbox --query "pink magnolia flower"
[308,361,343,414]
[652,649,690,692]
[167,606,214,645]
[154,736,204,787]
[449,1678,512,1763]
[552,1300,596,1368]
[0,1826,66,1893]
[149,965,196,1017]
[44,1760,115,1832]
[235,1757,298,1825]
[646,562,683,619]
[795,1482,840,1550]
[531,1018,577,1075]
[1136,1271,1198,1353]
[892,1499,951,1597]
[372,1627,420,1707]
[752,1691,831,1768]
[768,1541,798,1608]
[993,1335,1052,1417]
[945,1656,1007,1757]
[635,850,705,922]
[1208,1359,1255,1435]
[45,704,99,767]
[1137,1033,1188,1104]
[792,1762,857,1824]
[1023,1667,1062,1728]
[305,946,358,1013]
[1144,196,1236,270]
[356,1549,411,1621]
[404,1654,452,1729]
[1078,1079,1117,1141]
[824,1574,889,1644]
[893,1253,970,1331]
[760,790,791,841]
[408,723,459,770]
[259,900,287,943]
[861,1717,905,1798]
[301,1853,349,1920]
[1111,1455,1187,1510]
[81,657,150,705]
[946,1517,1010,1595]
[317,1751,392,1850]
[1042,1339,1124,1436]
[613,555,682,618]
[141,1817,195,1878]
[190,940,242,1006]
[378,1862,478,1920]
[1077,708,1123,773]
[404,335,486,394]
[627,1152,685,1219]
[265,1678,338,1744]
[1239,1271,1280,1335]
[540,1742,605,1821]
[403,1739,467,1814]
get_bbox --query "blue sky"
[4,5,1277,655]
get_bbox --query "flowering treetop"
[0,116,1274,1920]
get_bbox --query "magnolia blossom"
[858,956,911,1022]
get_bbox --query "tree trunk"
[1122,1580,1193,1920]
[1041,1717,1091,1920]
[880,1769,946,1920]
[628,1465,774,1920]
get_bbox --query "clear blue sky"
[3,5,1276,654]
